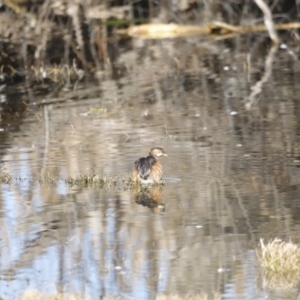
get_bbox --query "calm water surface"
[1,43,300,300]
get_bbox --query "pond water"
[1,39,300,300]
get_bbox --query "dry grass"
[9,173,167,189]
[66,174,121,189]
[18,290,87,300]
[66,174,166,190]
[19,291,122,300]
[38,174,166,190]
[257,238,300,289]
[18,291,222,300]
[0,172,11,184]
[156,293,222,300]
[35,174,131,189]
[30,64,84,82]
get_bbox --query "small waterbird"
[132,147,168,184]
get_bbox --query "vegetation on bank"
[0,0,299,83]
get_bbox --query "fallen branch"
[118,21,300,39]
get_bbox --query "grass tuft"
[257,238,300,289]
[66,174,119,189]
[18,290,87,300]
[0,172,11,184]
[18,291,221,300]
[0,172,167,190]
[156,293,221,300]
[66,174,166,190]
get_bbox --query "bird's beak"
[163,153,168,156]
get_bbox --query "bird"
[132,147,168,184]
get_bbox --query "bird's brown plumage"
[132,147,167,183]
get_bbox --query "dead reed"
[257,238,300,289]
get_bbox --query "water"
[0,41,300,300]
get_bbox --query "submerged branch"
[245,44,278,110]
[254,0,279,44]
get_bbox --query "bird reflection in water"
[134,185,166,212]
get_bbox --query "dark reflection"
[134,185,166,213]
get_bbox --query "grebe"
[132,147,168,184]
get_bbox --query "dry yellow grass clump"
[18,290,86,300]
[155,293,222,300]
[18,291,122,300]
[18,291,221,300]
[257,238,300,289]
[0,172,11,184]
